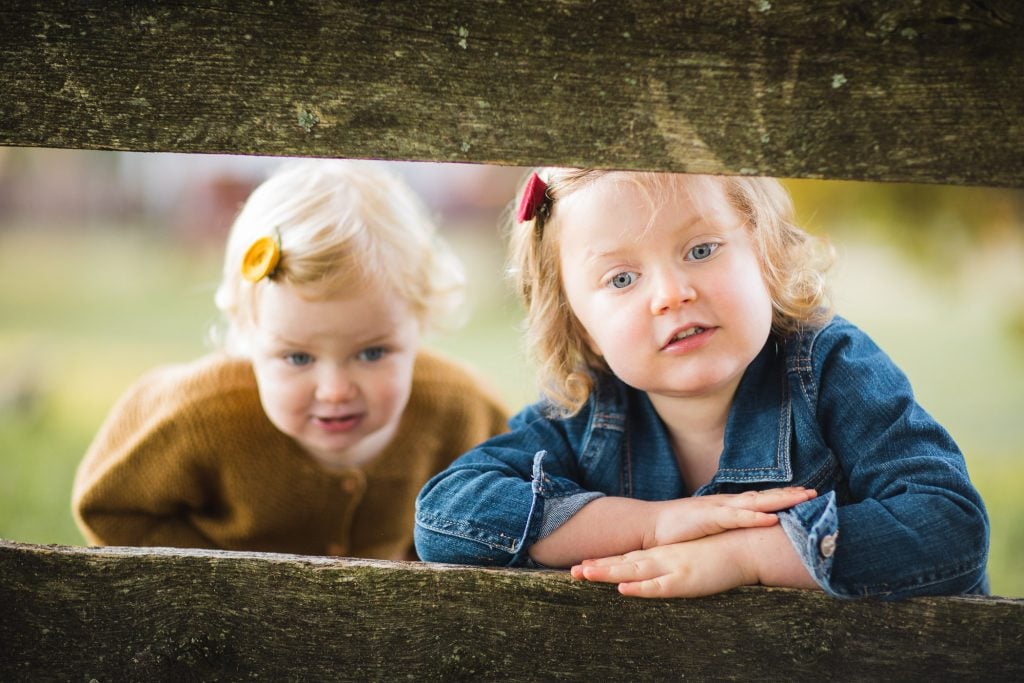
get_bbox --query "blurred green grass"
[1,215,1022,597]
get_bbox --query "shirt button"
[819,532,838,558]
[339,478,358,494]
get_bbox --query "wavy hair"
[507,169,834,416]
[214,159,465,355]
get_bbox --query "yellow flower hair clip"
[241,230,282,283]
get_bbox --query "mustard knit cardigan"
[72,348,509,559]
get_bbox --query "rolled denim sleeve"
[531,453,605,540]
[415,406,604,567]
[778,493,840,596]
[788,320,990,599]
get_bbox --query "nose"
[315,365,357,403]
[649,267,695,316]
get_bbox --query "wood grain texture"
[2,4,1022,679]
[2,541,1022,681]
[1,1,1021,186]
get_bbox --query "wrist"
[741,525,817,589]
[733,528,765,585]
[642,500,667,549]
[741,528,770,585]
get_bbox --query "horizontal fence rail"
[2,541,1022,681]
[2,1,1022,187]
[3,2,1022,681]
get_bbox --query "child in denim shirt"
[415,169,989,599]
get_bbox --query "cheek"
[719,271,775,344]
[714,264,770,310]
[571,295,637,359]
[562,286,607,355]
[253,367,305,417]
[368,362,415,409]
[742,272,775,319]
[574,318,603,357]
[255,385,299,438]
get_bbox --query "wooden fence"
[2,541,1022,681]
[3,1,1021,186]
[2,2,1022,680]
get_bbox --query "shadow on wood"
[1,541,1021,681]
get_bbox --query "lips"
[312,414,362,433]
[661,325,714,351]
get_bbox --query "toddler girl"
[74,159,509,558]
[414,169,989,599]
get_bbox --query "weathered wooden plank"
[1,541,1021,681]
[1,1,1021,187]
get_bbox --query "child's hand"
[646,486,816,549]
[572,532,756,598]
[572,524,818,598]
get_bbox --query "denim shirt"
[415,317,990,599]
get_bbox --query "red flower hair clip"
[516,172,549,223]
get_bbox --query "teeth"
[672,327,704,342]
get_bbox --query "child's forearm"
[76,511,216,550]
[528,496,656,567]
[528,488,816,568]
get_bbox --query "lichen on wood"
[1,1,1021,187]
[2,541,1022,681]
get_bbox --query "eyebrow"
[582,246,624,267]
[269,326,398,350]
[581,212,705,266]
[263,332,309,349]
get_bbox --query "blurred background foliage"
[1,148,1022,596]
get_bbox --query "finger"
[614,577,671,598]
[766,486,817,501]
[570,563,594,580]
[726,487,817,512]
[579,557,665,584]
[618,574,718,599]
[700,507,779,533]
[575,552,635,568]
[571,554,631,580]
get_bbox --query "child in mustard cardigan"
[73,159,509,558]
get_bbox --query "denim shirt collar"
[585,337,793,496]
[714,338,793,488]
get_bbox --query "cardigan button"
[819,532,838,558]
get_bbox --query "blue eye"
[609,271,638,289]
[285,352,313,366]
[687,243,719,261]
[358,347,387,362]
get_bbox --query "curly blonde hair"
[214,159,465,355]
[507,169,834,416]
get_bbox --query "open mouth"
[669,327,705,343]
[662,325,712,351]
[313,415,361,432]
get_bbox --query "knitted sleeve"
[71,356,242,549]
[378,349,511,560]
